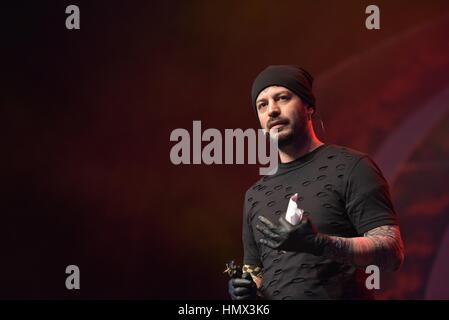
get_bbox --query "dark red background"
[2,0,449,299]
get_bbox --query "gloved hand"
[228,272,257,300]
[256,215,326,255]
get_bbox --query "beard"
[269,114,309,149]
[272,126,295,148]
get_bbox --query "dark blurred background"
[2,0,449,299]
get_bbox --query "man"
[228,65,404,300]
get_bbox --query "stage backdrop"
[2,0,449,299]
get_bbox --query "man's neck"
[278,136,324,163]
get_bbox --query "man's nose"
[268,101,280,117]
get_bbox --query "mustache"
[267,118,289,129]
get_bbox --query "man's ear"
[306,106,315,119]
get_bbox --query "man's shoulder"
[322,144,370,169]
[324,144,386,184]
[324,144,368,158]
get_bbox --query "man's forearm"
[318,225,405,271]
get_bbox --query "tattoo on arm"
[320,225,404,271]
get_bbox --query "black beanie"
[251,65,316,114]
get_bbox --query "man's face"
[255,86,313,147]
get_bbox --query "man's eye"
[258,103,267,109]
[280,95,290,101]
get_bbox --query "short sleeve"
[242,194,262,266]
[345,156,398,235]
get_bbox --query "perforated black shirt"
[242,144,398,299]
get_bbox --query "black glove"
[256,215,326,255]
[228,272,257,300]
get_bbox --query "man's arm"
[257,216,404,272]
[320,224,404,271]
[244,225,405,290]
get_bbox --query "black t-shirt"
[242,144,398,300]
